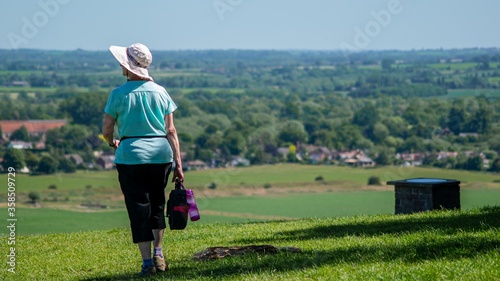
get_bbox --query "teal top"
[104,81,177,164]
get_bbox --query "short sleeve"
[164,90,177,115]
[104,90,118,118]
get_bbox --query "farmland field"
[1,165,499,235]
[5,189,500,235]
[5,164,500,192]
[446,89,500,98]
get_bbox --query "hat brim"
[109,45,153,81]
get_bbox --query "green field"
[4,188,500,235]
[175,87,246,94]
[179,164,500,187]
[5,164,500,193]
[1,165,499,236]
[1,206,498,280]
[0,87,58,95]
[428,62,478,70]
[446,89,500,98]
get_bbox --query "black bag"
[166,179,189,230]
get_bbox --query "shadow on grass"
[80,206,500,280]
[81,235,500,280]
[235,205,500,243]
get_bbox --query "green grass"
[5,189,499,236]
[13,208,130,235]
[1,206,498,280]
[1,165,499,237]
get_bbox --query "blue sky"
[2,0,499,51]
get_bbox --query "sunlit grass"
[1,206,498,280]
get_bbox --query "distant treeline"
[2,48,500,174]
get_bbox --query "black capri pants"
[116,163,172,243]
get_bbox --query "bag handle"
[175,178,185,190]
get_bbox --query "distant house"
[277,147,290,158]
[8,141,33,149]
[459,132,479,138]
[437,151,458,160]
[7,140,47,150]
[0,119,67,140]
[230,157,250,167]
[185,160,208,170]
[96,155,115,169]
[339,150,375,167]
[64,154,84,165]
[10,81,30,87]
[396,153,425,166]
[300,145,332,164]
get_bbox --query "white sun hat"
[109,43,153,81]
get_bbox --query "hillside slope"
[1,206,499,280]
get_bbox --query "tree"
[382,116,407,139]
[245,146,271,165]
[287,144,298,163]
[59,91,108,126]
[25,151,40,173]
[10,125,30,141]
[28,192,40,204]
[248,128,277,148]
[375,148,393,166]
[475,55,490,70]
[464,156,483,171]
[281,95,301,119]
[59,157,76,173]
[367,122,389,144]
[488,158,500,173]
[37,156,59,174]
[45,124,92,153]
[352,104,378,128]
[367,176,382,185]
[310,129,335,147]
[277,120,308,146]
[332,124,364,150]
[381,59,394,71]
[221,130,246,155]
[2,148,26,170]
[447,103,466,135]
[398,136,425,153]
[466,106,492,134]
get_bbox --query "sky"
[1,0,500,52]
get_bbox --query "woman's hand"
[173,165,184,183]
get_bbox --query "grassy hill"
[1,206,498,280]
[1,165,500,236]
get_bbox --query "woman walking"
[102,43,183,276]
